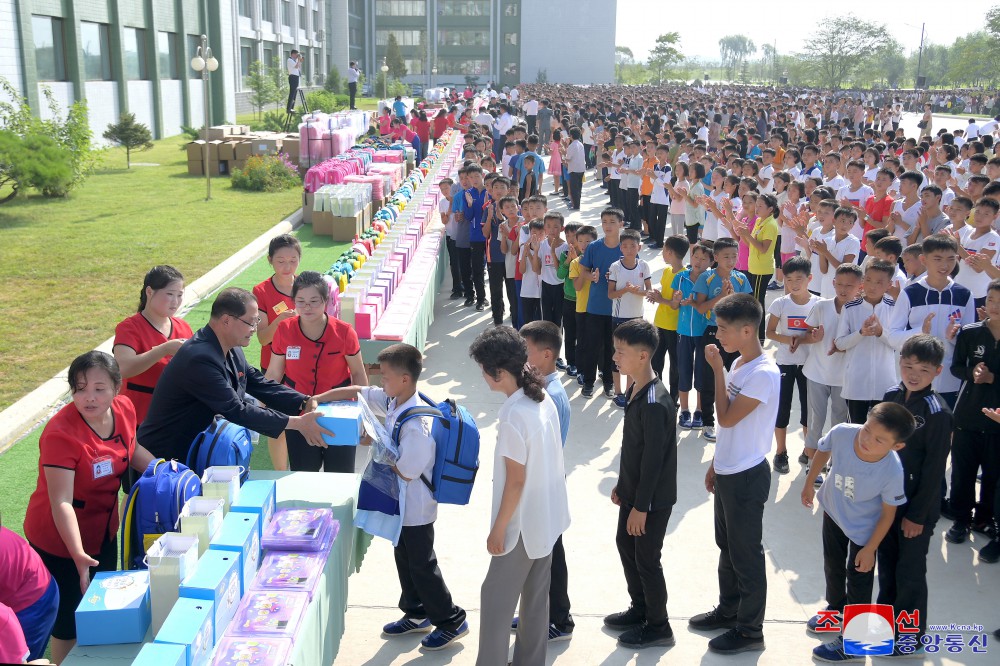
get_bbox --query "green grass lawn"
[0,225,349,539]
[0,135,302,411]
[235,96,382,126]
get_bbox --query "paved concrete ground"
[335,153,999,665]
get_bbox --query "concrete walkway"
[334,172,997,665]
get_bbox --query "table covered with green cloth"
[62,471,371,666]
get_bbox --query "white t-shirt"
[891,199,922,239]
[623,154,644,190]
[519,242,542,298]
[287,57,301,76]
[837,184,874,237]
[759,164,775,195]
[360,387,436,527]
[804,223,832,293]
[650,164,672,206]
[956,226,1000,298]
[821,234,860,298]
[492,390,570,559]
[539,239,569,286]
[767,294,821,365]
[347,67,360,83]
[441,197,455,238]
[713,354,781,475]
[609,150,624,180]
[522,99,538,116]
[609,258,651,319]
[824,174,848,192]
[803,298,845,387]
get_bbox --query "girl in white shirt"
[469,326,570,666]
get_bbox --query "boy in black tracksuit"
[604,320,678,649]
[879,334,952,654]
[946,291,1000,554]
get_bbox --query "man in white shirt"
[966,118,981,140]
[286,50,303,114]
[494,104,514,136]
[522,98,539,136]
[566,128,586,210]
[347,60,361,110]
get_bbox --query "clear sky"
[616,0,997,62]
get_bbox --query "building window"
[80,22,112,81]
[504,32,517,46]
[375,1,426,15]
[313,8,319,34]
[505,3,518,16]
[32,16,67,81]
[122,27,147,80]
[402,59,425,75]
[158,32,179,79]
[375,30,424,47]
[240,39,253,86]
[504,62,518,76]
[263,44,275,68]
[349,26,363,46]
[187,35,202,65]
[238,0,251,18]
[299,4,306,30]
[438,29,489,47]
[282,0,292,27]
[438,58,490,75]
[439,1,489,16]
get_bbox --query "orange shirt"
[113,313,193,422]
[640,156,657,197]
[271,316,361,395]
[253,277,294,371]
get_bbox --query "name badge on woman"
[92,456,114,480]
[286,346,301,360]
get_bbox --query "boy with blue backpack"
[318,344,469,651]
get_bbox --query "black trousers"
[624,187,641,231]
[652,328,679,402]
[776,364,808,429]
[520,297,541,325]
[549,535,574,632]
[526,115,537,136]
[747,272,772,342]
[608,179,621,209]
[348,81,357,109]
[287,74,300,113]
[446,237,463,294]
[616,503,672,632]
[505,277,518,327]
[456,246,473,298]
[822,512,874,612]
[685,224,699,246]
[650,202,669,245]
[697,326,739,428]
[847,399,880,425]
[470,241,487,303]
[487,262,507,325]
[575,311,588,371]
[581,313,615,390]
[541,281,564,327]
[877,510,933,640]
[641,194,653,232]
[714,460,770,637]
[286,429,355,473]
[569,172,583,209]
[563,299,578,366]
[950,429,1000,524]
[394,523,467,632]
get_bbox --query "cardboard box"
[206,140,223,161]
[209,511,261,596]
[146,533,200,635]
[132,642,187,666]
[186,140,207,161]
[331,210,366,241]
[230,479,277,539]
[179,497,225,557]
[179,550,241,641]
[154,597,215,666]
[302,191,314,224]
[75,571,151,646]
[201,466,241,513]
[315,401,362,446]
[188,160,204,176]
[252,137,282,155]
[218,142,235,162]
[230,159,247,172]
[281,136,300,158]
[233,141,253,160]
[206,160,229,176]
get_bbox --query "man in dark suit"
[138,287,330,463]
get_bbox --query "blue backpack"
[186,416,253,483]
[391,393,480,505]
[120,459,202,570]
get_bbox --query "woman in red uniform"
[409,108,431,161]
[253,234,301,471]
[23,352,155,663]
[113,265,192,423]
[265,271,368,472]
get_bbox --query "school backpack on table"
[186,416,253,483]
[391,392,480,505]
[120,459,201,570]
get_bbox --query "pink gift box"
[355,304,377,338]
[374,276,394,302]
[386,260,403,286]
[365,292,386,318]
[392,250,410,273]
[373,315,413,341]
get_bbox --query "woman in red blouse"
[409,109,431,161]
[253,234,301,471]
[265,272,368,472]
[24,352,155,662]
[113,266,192,423]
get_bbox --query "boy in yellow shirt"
[569,225,599,386]
[646,235,689,404]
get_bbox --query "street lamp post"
[380,58,389,101]
[190,35,219,201]
[432,65,438,90]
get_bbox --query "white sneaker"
[703,426,717,442]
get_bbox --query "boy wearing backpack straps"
[318,344,469,651]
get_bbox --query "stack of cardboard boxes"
[186,126,302,176]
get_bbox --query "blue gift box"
[75,571,151,646]
[154,597,215,666]
[209,511,261,595]
[230,479,276,539]
[316,401,362,446]
[178,550,241,640]
[132,642,186,666]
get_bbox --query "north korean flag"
[787,315,809,331]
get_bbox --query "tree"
[0,130,73,202]
[760,43,776,82]
[270,56,288,111]
[102,113,153,169]
[798,15,894,88]
[324,64,343,94]
[246,61,277,119]
[647,32,683,84]
[718,35,756,80]
[385,33,407,79]
[615,46,635,83]
[535,68,548,83]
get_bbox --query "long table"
[63,471,370,666]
